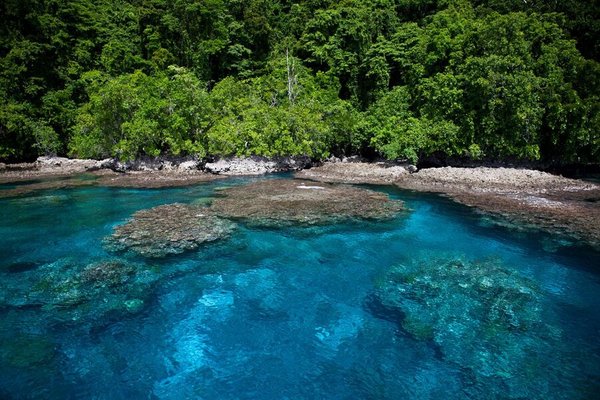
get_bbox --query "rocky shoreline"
[298,161,600,249]
[0,155,311,193]
[0,155,313,181]
[400,167,600,250]
[1,156,598,249]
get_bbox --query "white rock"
[297,185,325,190]
[177,160,198,171]
[36,156,104,171]
[204,157,276,175]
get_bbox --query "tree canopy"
[1,0,598,164]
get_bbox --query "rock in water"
[2,261,40,273]
[209,179,404,226]
[374,257,579,399]
[104,203,236,258]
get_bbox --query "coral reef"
[0,174,97,198]
[374,256,582,398]
[298,162,600,249]
[0,258,158,326]
[394,167,600,249]
[209,179,404,226]
[104,203,236,257]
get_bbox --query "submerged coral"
[0,258,159,327]
[0,334,56,368]
[209,179,404,226]
[374,257,583,399]
[104,203,236,258]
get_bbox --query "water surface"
[0,175,598,399]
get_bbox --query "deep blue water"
[0,175,599,399]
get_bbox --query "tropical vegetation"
[1,0,598,164]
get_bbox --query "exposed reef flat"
[104,203,236,258]
[296,159,414,184]
[0,174,98,198]
[395,167,600,249]
[0,157,225,197]
[92,170,224,188]
[209,179,404,226]
[2,157,598,248]
[299,163,600,248]
[0,171,223,197]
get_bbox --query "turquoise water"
[0,175,598,399]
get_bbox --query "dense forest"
[1,0,599,164]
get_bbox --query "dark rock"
[2,261,40,273]
[273,155,314,171]
[406,164,418,173]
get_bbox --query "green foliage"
[205,58,349,158]
[365,87,460,163]
[0,0,598,164]
[0,102,60,160]
[363,4,599,162]
[70,68,210,160]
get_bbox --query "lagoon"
[0,175,598,399]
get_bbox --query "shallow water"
[0,175,598,399]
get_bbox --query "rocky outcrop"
[104,203,236,258]
[203,156,313,175]
[209,179,404,226]
[36,156,113,172]
[110,156,201,172]
[203,156,276,175]
[296,159,414,184]
[395,167,600,249]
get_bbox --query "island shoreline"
[297,161,600,250]
[1,156,598,249]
